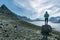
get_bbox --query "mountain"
[50,16,60,23]
[0,4,31,21]
[17,16,32,22]
[0,4,60,40]
[32,18,44,21]
[17,16,43,22]
[0,4,20,20]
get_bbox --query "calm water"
[30,21,60,32]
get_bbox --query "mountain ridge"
[0,4,20,20]
[50,16,60,23]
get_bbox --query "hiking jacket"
[44,12,49,18]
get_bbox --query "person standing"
[44,11,49,24]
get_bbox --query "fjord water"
[30,21,60,32]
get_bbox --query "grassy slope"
[9,19,60,37]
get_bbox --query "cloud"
[51,13,60,17]
[13,0,60,19]
[14,0,32,10]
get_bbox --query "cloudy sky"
[0,0,60,20]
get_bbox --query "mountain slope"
[0,4,60,40]
[0,4,19,20]
[0,4,43,40]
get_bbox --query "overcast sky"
[0,0,60,20]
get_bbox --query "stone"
[41,24,52,36]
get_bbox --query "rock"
[41,24,52,36]
[0,23,3,25]
[5,34,9,37]
[4,30,7,32]
[0,26,2,28]
[5,24,8,26]
[14,25,17,28]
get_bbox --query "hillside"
[0,4,60,40]
[0,4,20,20]
[50,16,60,23]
